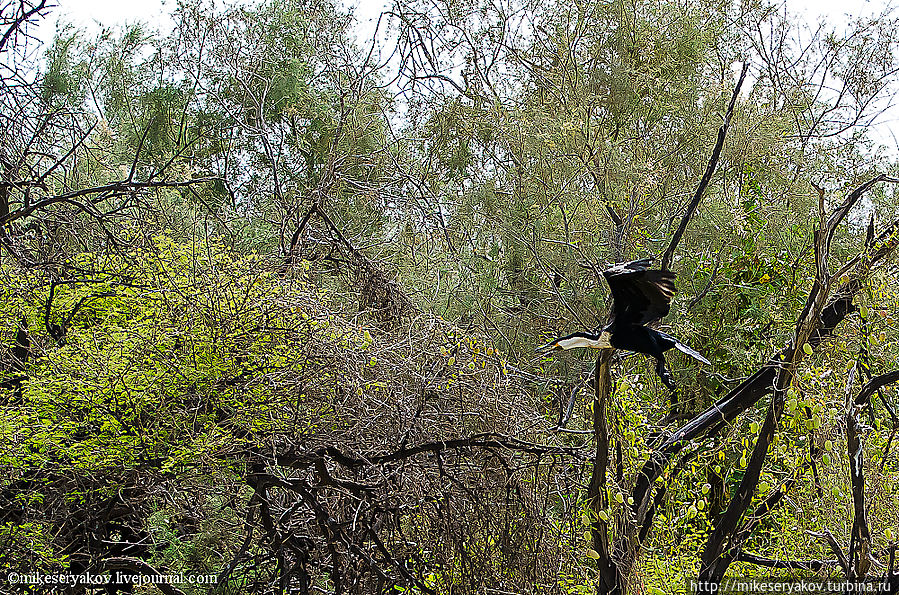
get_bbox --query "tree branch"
[661,62,748,270]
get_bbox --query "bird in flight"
[536,258,710,390]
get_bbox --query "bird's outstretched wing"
[602,258,675,326]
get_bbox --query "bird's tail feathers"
[673,341,711,365]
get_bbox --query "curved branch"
[855,371,899,406]
[0,177,221,226]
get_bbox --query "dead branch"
[661,62,748,271]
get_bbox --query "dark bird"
[536,258,710,390]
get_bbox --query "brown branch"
[732,432,830,553]
[638,447,701,544]
[700,375,785,581]
[843,366,899,577]
[685,251,723,312]
[558,384,580,428]
[268,432,583,471]
[696,175,899,583]
[847,409,872,577]
[216,493,258,586]
[284,202,319,265]
[35,122,97,187]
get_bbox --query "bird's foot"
[660,371,677,392]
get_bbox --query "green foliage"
[0,240,329,568]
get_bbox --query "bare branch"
[661,62,748,270]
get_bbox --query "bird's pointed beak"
[535,341,557,354]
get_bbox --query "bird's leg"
[655,356,677,392]
[654,355,682,421]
